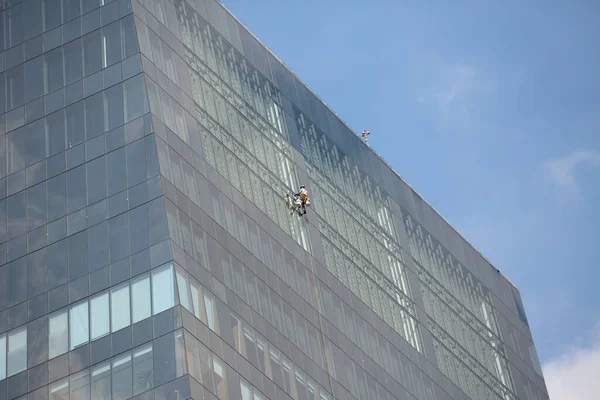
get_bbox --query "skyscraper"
[0,0,548,399]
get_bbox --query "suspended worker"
[362,129,371,143]
[295,185,309,215]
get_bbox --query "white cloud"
[543,324,600,400]
[543,150,600,192]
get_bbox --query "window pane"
[26,119,46,166]
[112,353,132,400]
[213,358,227,399]
[43,0,62,31]
[45,48,64,93]
[70,369,91,400]
[66,101,85,148]
[63,0,81,22]
[91,362,111,400]
[67,165,87,213]
[123,75,149,122]
[49,309,68,358]
[151,263,175,314]
[0,335,6,380]
[132,344,153,395]
[111,283,131,332]
[64,39,83,84]
[83,30,102,76]
[46,110,66,156]
[106,147,126,196]
[190,281,202,320]
[7,66,25,109]
[131,274,151,323]
[70,300,89,350]
[241,381,252,400]
[24,57,44,102]
[50,379,70,400]
[7,327,27,376]
[102,21,122,68]
[121,16,139,58]
[204,292,217,331]
[175,268,191,312]
[85,92,104,139]
[104,83,124,131]
[91,292,110,340]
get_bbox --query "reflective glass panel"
[151,264,175,314]
[91,292,110,340]
[70,300,90,349]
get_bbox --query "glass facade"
[0,0,547,399]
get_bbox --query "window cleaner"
[362,129,371,144]
[295,185,310,216]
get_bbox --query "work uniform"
[298,188,308,203]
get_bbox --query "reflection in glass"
[124,75,149,122]
[70,369,91,400]
[111,283,131,332]
[204,292,217,332]
[175,268,191,311]
[112,353,132,400]
[50,378,70,400]
[213,358,227,400]
[0,336,5,380]
[131,274,151,323]
[151,263,175,314]
[90,292,110,340]
[132,344,154,395]
[91,362,111,400]
[70,300,89,350]
[104,84,124,131]
[64,39,84,84]
[241,381,252,400]
[102,21,122,68]
[49,309,69,358]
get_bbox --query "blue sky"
[221,0,600,372]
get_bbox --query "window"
[123,75,149,122]
[7,64,25,110]
[63,39,83,84]
[121,16,139,58]
[46,110,66,156]
[70,300,89,349]
[0,335,6,380]
[213,358,227,400]
[102,21,122,68]
[63,0,81,22]
[7,327,27,376]
[132,344,153,395]
[175,268,191,311]
[241,381,252,400]
[50,379,70,400]
[85,92,104,138]
[49,309,69,358]
[43,0,62,31]
[24,57,44,102]
[231,314,243,355]
[204,292,217,332]
[111,283,131,332]
[112,353,132,400]
[151,264,175,314]
[83,30,102,76]
[70,369,91,400]
[44,48,64,93]
[91,292,110,340]
[104,83,124,131]
[190,281,202,321]
[91,362,111,400]
[131,274,151,323]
